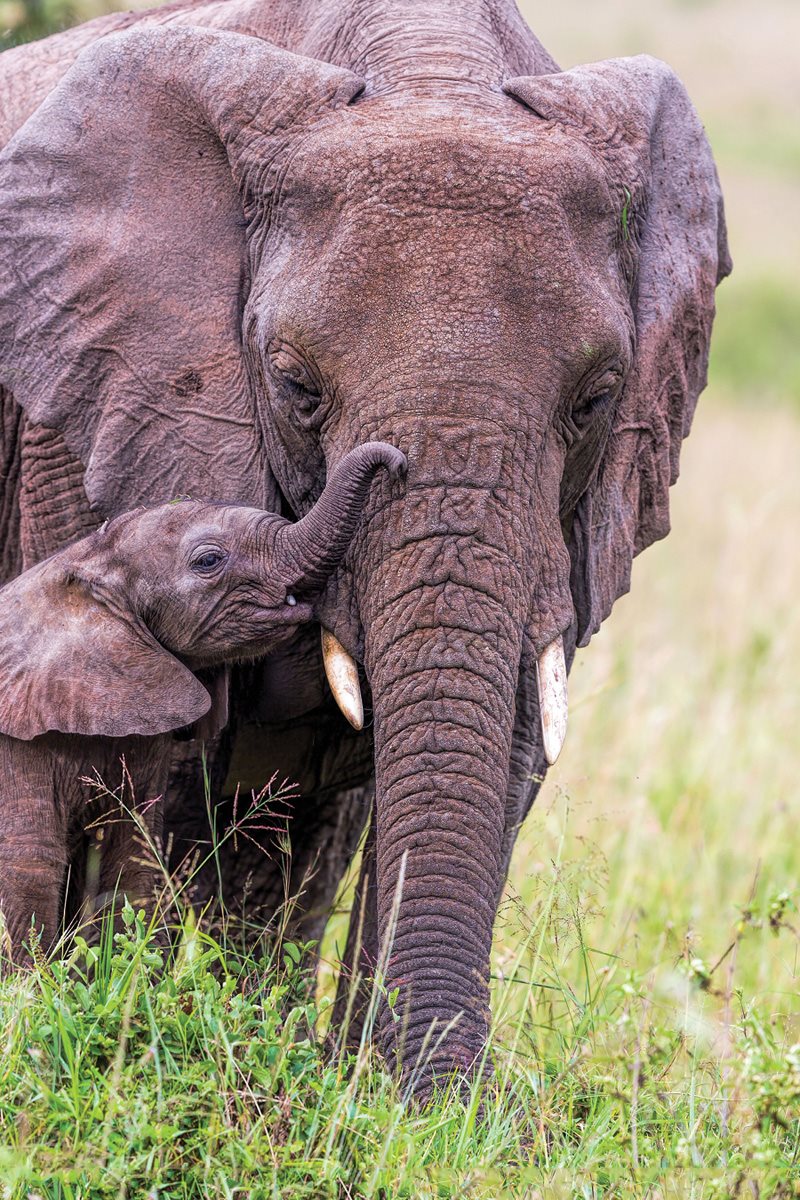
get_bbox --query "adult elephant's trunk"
[359,530,524,1088]
[275,442,406,594]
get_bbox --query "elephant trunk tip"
[274,440,406,605]
[354,440,407,481]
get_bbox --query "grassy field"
[1,0,799,1196]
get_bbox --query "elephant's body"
[0,0,729,1091]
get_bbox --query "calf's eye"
[191,550,226,572]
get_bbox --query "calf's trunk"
[276,442,405,593]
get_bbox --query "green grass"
[1,809,799,1197]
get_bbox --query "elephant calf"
[0,441,405,966]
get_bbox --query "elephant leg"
[162,720,238,906]
[19,420,99,568]
[277,779,374,950]
[223,652,376,952]
[164,634,376,958]
[91,808,166,924]
[78,747,169,945]
[0,844,67,968]
[0,747,67,967]
[167,691,374,957]
[190,770,373,956]
[0,386,23,584]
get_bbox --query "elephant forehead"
[272,112,624,338]
[259,109,633,392]
[286,111,615,223]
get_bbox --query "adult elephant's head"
[0,27,729,1086]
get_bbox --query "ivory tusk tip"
[542,733,565,767]
[338,695,364,732]
[321,628,364,731]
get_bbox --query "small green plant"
[620,187,632,242]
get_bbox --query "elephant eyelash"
[559,368,623,456]
[573,363,623,413]
[559,387,620,525]
[574,388,613,423]
[285,378,327,430]
[284,372,321,400]
[292,380,321,408]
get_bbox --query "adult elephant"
[0,0,729,1091]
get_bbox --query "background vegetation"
[1,0,798,1195]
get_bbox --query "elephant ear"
[0,557,211,739]
[0,26,363,518]
[506,56,731,645]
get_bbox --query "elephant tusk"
[536,635,568,766]
[321,628,364,731]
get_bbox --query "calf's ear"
[0,560,211,739]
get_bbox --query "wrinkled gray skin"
[0,443,404,965]
[0,0,730,1090]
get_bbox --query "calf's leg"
[0,743,66,967]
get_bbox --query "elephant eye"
[294,386,320,414]
[270,346,320,394]
[576,388,612,422]
[573,369,622,428]
[190,549,227,573]
[269,343,324,426]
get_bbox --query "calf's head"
[0,442,403,740]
